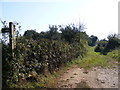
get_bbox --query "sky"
[0,0,119,40]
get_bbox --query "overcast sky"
[0,0,119,40]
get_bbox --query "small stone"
[70,76,74,78]
[62,85,68,87]
[75,83,78,84]
[111,84,115,87]
[66,79,69,81]
[73,73,78,75]
[68,84,72,86]
[101,80,105,83]
[83,71,88,74]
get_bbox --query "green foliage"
[23,24,88,44]
[59,24,88,44]
[105,35,120,51]
[107,48,120,61]
[24,30,40,40]
[2,43,19,88]
[67,46,117,70]
[79,47,112,69]
[2,36,87,88]
[94,40,108,53]
[88,35,98,46]
[2,23,88,88]
[59,24,78,43]
[94,34,120,55]
[24,25,61,41]
[46,25,61,40]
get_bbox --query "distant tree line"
[23,24,88,44]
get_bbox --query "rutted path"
[56,65,118,88]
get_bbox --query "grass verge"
[67,46,118,70]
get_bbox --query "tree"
[105,34,120,51]
[46,25,61,40]
[24,29,40,40]
[94,40,108,53]
[94,34,120,55]
[59,24,87,43]
[88,35,98,46]
[59,25,77,43]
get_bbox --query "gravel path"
[56,65,118,88]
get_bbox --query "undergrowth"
[107,48,120,61]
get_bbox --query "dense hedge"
[2,36,87,88]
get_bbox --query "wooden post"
[1,22,16,57]
[9,22,15,57]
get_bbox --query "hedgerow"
[2,36,87,88]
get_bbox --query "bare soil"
[56,65,118,88]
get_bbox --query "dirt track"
[56,65,118,88]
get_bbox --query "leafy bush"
[94,34,120,55]
[88,35,98,46]
[2,43,19,88]
[2,36,87,88]
[94,40,108,54]
[107,48,120,61]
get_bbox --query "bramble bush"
[2,36,87,88]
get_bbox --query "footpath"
[56,64,118,88]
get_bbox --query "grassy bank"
[67,46,118,69]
